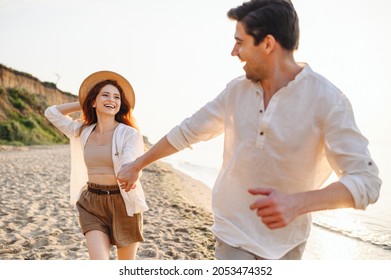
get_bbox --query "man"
[118,0,381,260]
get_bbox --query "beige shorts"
[76,182,143,248]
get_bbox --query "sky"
[1,0,391,148]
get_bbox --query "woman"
[45,71,148,260]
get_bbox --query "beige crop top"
[84,143,115,175]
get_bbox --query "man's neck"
[260,57,303,109]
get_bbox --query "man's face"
[231,21,266,83]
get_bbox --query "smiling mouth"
[104,104,115,109]
[238,58,246,67]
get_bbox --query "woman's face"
[92,84,121,116]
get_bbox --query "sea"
[162,137,391,256]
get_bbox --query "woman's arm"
[44,102,83,138]
[55,102,81,115]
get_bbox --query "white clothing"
[167,64,381,259]
[45,106,148,216]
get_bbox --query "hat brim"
[78,70,135,109]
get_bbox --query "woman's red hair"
[79,80,139,134]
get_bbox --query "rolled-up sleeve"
[44,106,81,138]
[167,94,225,151]
[324,95,382,209]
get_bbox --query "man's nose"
[231,43,238,56]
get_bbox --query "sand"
[0,145,214,260]
[1,145,390,260]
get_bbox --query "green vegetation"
[0,87,69,145]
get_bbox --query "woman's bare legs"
[117,242,139,260]
[85,230,111,260]
[85,230,139,260]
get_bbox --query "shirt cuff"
[339,175,381,210]
[167,126,192,151]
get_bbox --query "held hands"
[249,188,300,229]
[117,162,142,192]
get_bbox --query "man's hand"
[249,182,355,229]
[117,162,142,192]
[249,188,299,229]
[116,135,180,192]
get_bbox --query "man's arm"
[117,135,178,191]
[249,181,355,229]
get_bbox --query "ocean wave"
[313,221,391,250]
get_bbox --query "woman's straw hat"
[78,70,135,108]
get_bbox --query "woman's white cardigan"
[45,106,148,216]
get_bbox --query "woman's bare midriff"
[88,174,118,186]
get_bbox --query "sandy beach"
[1,145,390,260]
[0,145,214,260]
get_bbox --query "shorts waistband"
[87,182,120,195]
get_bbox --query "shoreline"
[1,145,390,260]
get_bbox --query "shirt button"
[260,131,264,136]
[259,109,263,113]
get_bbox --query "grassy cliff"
[0,86,69,145]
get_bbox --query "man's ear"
[263,35,276,54]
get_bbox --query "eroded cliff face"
[0,64,78,144]
[0,64,77,105]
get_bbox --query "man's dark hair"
[227,0,300,50]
